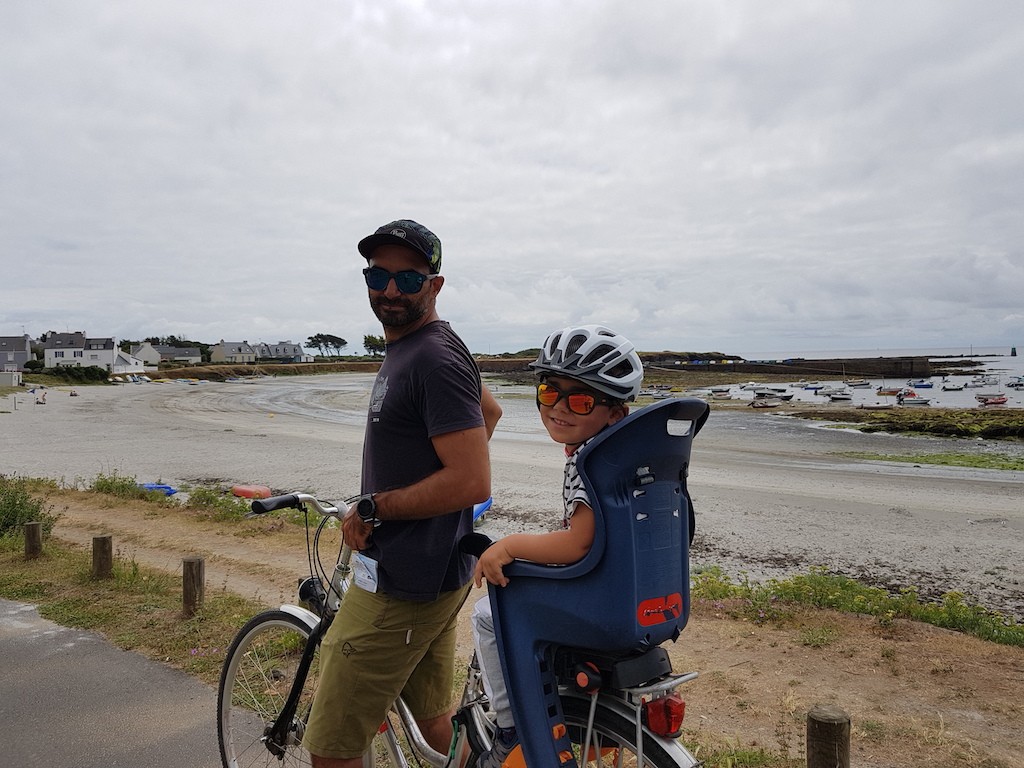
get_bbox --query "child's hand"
[474,541,514,588]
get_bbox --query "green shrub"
[0,475,60,537]
[44,365,109,383]
[90,471,171,503]
[183,487,252,520]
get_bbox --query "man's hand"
[342,506,373,551]
[474,541,514,588]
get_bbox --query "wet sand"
[3,376,1022,618]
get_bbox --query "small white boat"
[974,392,1005,402]
[899,397,931,406]
[941,382,965,391]
[843,379,872,388]
[816,386,846,396]
[829,391,854,401]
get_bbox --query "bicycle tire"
[456,662,697,768]
[560,696,699,768]
[218,609,321,768]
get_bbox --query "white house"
[42,332,144,373]
[154,345,202,365]
[129,342,202,366]
[129,342,162,366]
[210,340,257,364]
[253,341,314,363]
[42,332,87,368]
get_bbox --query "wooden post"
[182,557,205,617]
[24,522,42,559]
[807,703,850,768]
[91,535,113,579]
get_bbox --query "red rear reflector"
[643,694,685,737]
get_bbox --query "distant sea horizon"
[745,345,1016,361]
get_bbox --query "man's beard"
[371,296,428,329]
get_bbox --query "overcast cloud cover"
[2,0,1022,359]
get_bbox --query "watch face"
[357,496,375,519]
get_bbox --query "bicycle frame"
[242,488,701,768]
[250,493,461,768]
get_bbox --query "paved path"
[0,598,221,768]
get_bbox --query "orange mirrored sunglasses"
[536,382,614,415]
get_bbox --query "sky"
[2,1,1022,360]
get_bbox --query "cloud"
[1,0,1022,359]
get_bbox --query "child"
[471,324,644,768]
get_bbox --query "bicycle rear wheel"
[455,662,696,768]
[218,609,320,768]
[561,696,699,768]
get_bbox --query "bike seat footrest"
[557,647,672,690]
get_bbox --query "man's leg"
[418,709,457,754]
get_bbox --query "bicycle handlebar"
[249,493,342,517]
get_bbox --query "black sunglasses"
[536,381,615,416]
[363,266,437,294]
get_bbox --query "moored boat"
[978,396,1008,406]
[974,392,1005,402]
[899,396,931,406]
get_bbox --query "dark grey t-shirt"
[361,321,484,601]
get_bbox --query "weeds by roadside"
[0,475,62,537]
[692,566,1023,647]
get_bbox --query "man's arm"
[480,386,502,439]
[371,425,491,521]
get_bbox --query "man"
[302,219,502,768]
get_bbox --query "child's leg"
[470,594,514,728]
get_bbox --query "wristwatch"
[355,494,381,527]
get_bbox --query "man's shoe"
[477,725,518,768]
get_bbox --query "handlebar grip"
[250,493,302,515]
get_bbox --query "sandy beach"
[3,375,1023,619]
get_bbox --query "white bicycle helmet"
[530,324,643,402]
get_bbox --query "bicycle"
[217,398,708,768]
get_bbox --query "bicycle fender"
[279,604,321,632]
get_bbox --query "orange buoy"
[231,484,272,499]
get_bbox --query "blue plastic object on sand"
[139,483,178,496]
[472,497,492,522]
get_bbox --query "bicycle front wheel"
[561,696,699,768]
[218,609,321,768]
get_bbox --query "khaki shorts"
[302,583,471,760]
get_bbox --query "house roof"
[42,332,86,349]
[217,341,256,354]
[0,336,32,351]
[154,345,201,357]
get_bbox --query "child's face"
[537,375,628,448]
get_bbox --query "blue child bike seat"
[489,397,709,767]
